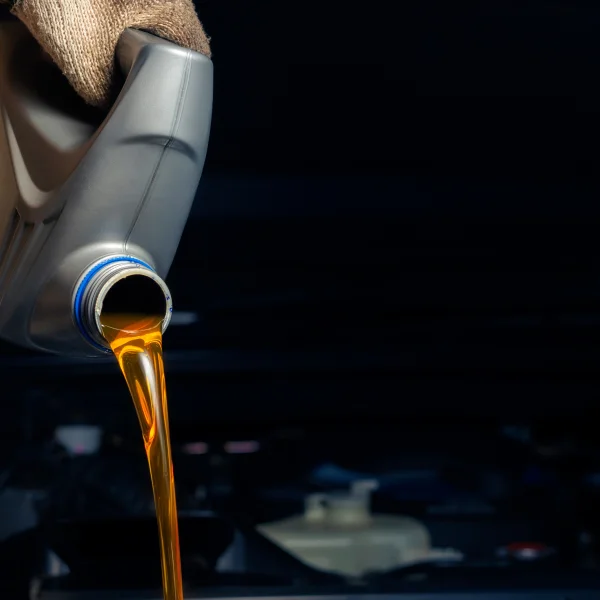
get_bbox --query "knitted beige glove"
[1,0,211,107]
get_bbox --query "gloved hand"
[0,0,211,107]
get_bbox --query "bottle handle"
[0,23,212,233]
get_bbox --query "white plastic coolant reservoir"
[258,480,460,578]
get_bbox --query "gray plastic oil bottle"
[0,23,213,357]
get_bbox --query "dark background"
[1,0,600,435]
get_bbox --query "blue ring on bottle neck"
[73,256,155,353]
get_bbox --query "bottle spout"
[351,479,379,498]
[73,256,173,353]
